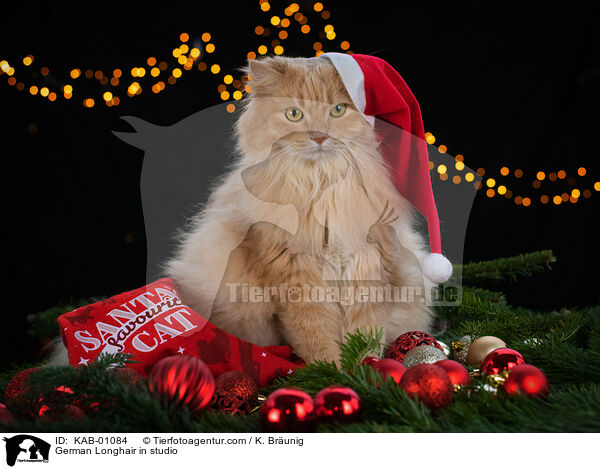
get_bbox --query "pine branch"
[437,383,600,432]
[457,250,555,287]
[513,329,600,385]
[339,328,384,371]
[317,420,415,432]
[463,286,506,304]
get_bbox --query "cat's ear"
[245,58,286,93]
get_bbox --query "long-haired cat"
[167,56,433,364]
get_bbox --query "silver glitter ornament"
[402,345,448,368]
[452,335,472,363]
[437,340,450,357]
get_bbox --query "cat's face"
[236,56,378,166]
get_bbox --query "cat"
[166,56,433,364]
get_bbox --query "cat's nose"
[310,131,329,146]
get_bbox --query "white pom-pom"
[422,253,453,284]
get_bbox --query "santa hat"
[321,52,452,284]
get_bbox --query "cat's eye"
[330,103,347,118]
[285,107,304,122]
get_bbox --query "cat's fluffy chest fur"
[167,56,433,364]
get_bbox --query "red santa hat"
[321,52,452,284]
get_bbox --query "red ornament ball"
[371,359,407,384]
[361,356,379,366]
[4,368,40,406]
[260,388,316,432]
[386,331,442,362]
[148,355,215,413]
[434,360,471,388]
[481,348,525,375]
[399,364,453,411]
[314,385,361,423]
[502,364,549,398]
[212,371,259,415]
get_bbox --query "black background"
[2,1,599,368]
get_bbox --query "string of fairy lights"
[424,131,599,206]
[0,0,597,207]
[0,31,220,108]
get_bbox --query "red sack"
[57,278,298,387]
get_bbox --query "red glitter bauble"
[148,355,215,413]
[386,331,441,362]
[260,388,316,432]
[211,371,259,415]
[371,359,407,384]
[399,364,453,411]
[434,360,471,388]
[314,385,361,423]
[502,364,549,398]
[4,368,40,406]
[481,348,526,375]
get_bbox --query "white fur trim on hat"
[320,52,375,127]
[422,253,453,284]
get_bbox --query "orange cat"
[167,56,433,364]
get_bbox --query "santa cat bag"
[57,278,298,386]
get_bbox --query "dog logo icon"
[3,435,51,466]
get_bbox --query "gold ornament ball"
[402,345,448,368]
[466,336,506,366]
